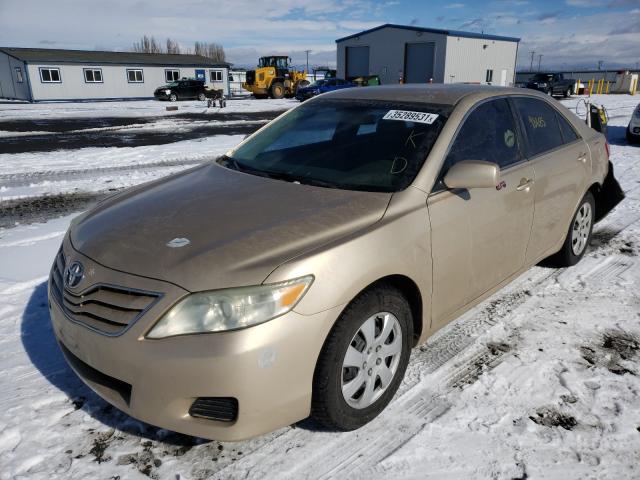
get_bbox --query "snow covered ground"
[0,94,639,479]
[0,98,297,121]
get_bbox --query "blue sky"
[1,0,638,70]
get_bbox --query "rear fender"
[594,161,625,222]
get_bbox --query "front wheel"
[550,191,595,267]
[564,88,570,98]
[169,93,177,102]
[311,284,413,431]
[197,93,206,101]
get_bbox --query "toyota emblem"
[64,261,84,288]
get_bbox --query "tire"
[547,88,554,97]
[169,93,177,102]
[270,82,285,99]
[564,88,570,98]
[197,93,206,101]
[550,191,595,267]
[311,284,413,431]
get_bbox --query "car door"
[323,79,337,92]
[427,98,536,328]
[511,97,591,264]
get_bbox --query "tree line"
[132,36,226,62]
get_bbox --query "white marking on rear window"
[383,110,439,125]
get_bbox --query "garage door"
[405,43,435,84]
[346,46,369,78]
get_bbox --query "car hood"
[70,163,392,292]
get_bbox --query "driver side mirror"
[443,160,500,189]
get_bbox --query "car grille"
[50,249,161,335]
[189,397,239,422]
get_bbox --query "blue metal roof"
[335,23,520,43]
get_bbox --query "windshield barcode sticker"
[383,110,439,125]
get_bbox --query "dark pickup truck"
[525,73,575,97]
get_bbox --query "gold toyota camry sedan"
[49,85,623,441]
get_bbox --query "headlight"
[539,82,547,87]
[165,89,171,95]
[146,275,314,338]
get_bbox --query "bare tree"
[131,36,225,60]
[194,41,226,62]
[166,38,180,55]
[132,35,162,54]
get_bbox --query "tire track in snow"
[0,158,207,188]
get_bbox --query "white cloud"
[445,3,466,7]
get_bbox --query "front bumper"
[153,92,170,100]
[49,241,342,441]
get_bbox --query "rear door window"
[512,97,565,157]
[556,112,580,143]
[443,98,522,176]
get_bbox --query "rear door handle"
[516,178,534,191]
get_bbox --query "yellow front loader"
[242,56,309,99]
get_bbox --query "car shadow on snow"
[21,281,205,446]
[607,125,634,147]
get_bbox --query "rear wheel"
[270,82,285,99]
[311,284,413,431]
[550,192,595,267]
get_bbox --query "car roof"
[320,84,542,106]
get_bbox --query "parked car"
[154,79,206,101]
[526,72,575,97]
[295,78,354,101]
[50,85,623,441]
[627,103,640,143]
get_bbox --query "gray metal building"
[336,24,519,86]
[0,47,230,102]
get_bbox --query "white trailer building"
[0,47,230,102]
[336,24,519,86]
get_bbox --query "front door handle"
[516,178,534,191]
[578,153,588,163]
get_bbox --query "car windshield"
[165,82,179,87]
[221,98,452,192]
[532,74,553,82]
[309,80,327,88]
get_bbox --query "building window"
[127,69,144,83]
[40,67,61,83]
[210,70,223,82]
[15,67,24,83]
[165,69,180,82]
[84,68,103,83]
[485,69,494,84]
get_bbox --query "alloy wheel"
[341,312,402,409]
[571,201,592,255]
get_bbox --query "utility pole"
[304,50,311,74]
[537,54,543,71]
[529,51,535,71]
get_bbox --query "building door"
[195,69,206,82]
[346,46,369,79]
[500,69,508,86]
[404,43,435,83]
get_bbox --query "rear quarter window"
[512,97,565,157]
